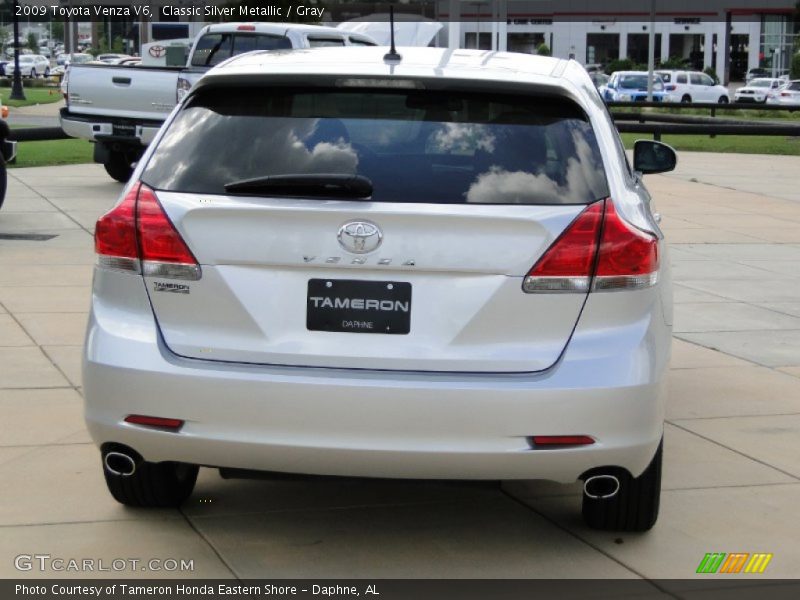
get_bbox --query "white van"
[657,70,730,103]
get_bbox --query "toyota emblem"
[149,45,166,58]
[337,221,383,254]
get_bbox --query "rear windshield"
[619,75,664,91]
[142,87,609,205]
[190,33,292,67]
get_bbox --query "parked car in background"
[589,71,609,89]
[600,71,668,102]
[767,80,800,106]
[96,53,131,64]
[61,22,377,182]
[176,22,377,102]
[38,46,52,58]
[5,54,50,78]
[85,47,673,532]
[745,67,769,84]
[656,70,729,103]
[734,78,785,103]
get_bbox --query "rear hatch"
[139,83,609,373]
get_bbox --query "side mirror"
[633,140,677,175]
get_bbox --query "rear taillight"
[594,201,659,290]
[95,182,201,280]
[523,201,603,292]
[176,76,192,103]
[523,199,658,293]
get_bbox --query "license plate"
[307,279,411,334]
[112,124,136,136]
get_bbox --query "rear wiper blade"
[224,174,373,199]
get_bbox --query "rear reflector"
[531,435,595,447]
[124,415,184,430]
[95,182,201,280]
[523,198,659,293]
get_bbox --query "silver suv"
[85,48,675,531]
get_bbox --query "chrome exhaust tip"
[104,451,137,477]
[583,474,620,499]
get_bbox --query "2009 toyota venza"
[84,47,674,531]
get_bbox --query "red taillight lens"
[594,201,659,290]
[125,414,184,430]
[524,199,659,293]
[237,24,256,31]
[95,182,200,280]
[523,200,604,292]
[95,182,140,259]
[136,185,198,265]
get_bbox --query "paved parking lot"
[1,154,800,586]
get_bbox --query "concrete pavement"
[1,154,800,587]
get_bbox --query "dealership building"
[434,0,798,82]
[21,0,799,83]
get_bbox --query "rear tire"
[681,94,691,103]
[718,96,729,104]
[582,439,662,532]
[103,151,133,182]
[103,456,198,508]
[29,68,36,78]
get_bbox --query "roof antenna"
[383,5,402,62]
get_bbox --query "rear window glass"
[190,33,292,67]
[349,38,376,46]
[619,75,664,91]
[308,37,346,47]
[142,87,609,205]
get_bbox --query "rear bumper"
[84,269,671,482]
[60,108,163,147]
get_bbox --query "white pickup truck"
[60,23,376,182]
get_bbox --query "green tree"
[704,66,720,84]
[659,55,688,69]
[51,21,64,44]
[27,32,38,53]
[536,43,551,56]
[605,58,634,73]
[792,52,800,79]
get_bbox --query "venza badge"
[337,221,382,254]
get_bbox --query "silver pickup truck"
[60,23,376,182]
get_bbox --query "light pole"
[647,0,655,102]
[10,0,25,101]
